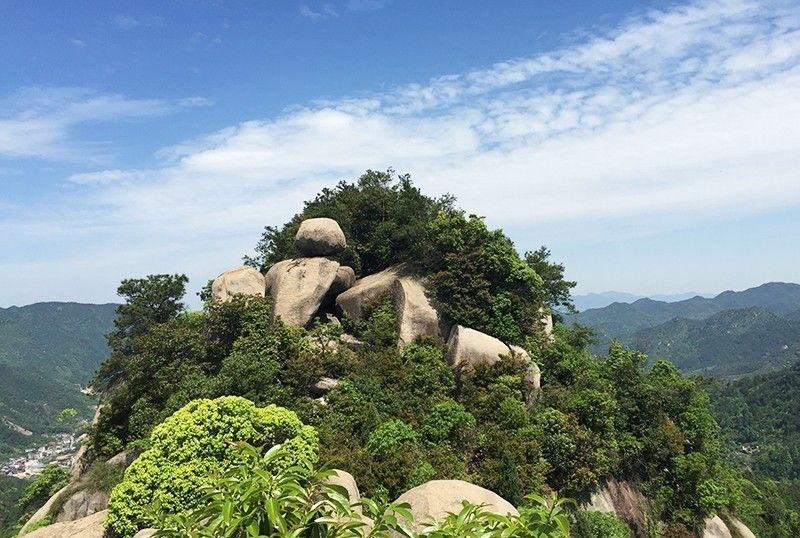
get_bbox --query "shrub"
[17,464,68,514]
[105,396,318,537]
[573,510,631,538]
[367,420,419,459]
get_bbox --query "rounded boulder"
[394,480,518,530]
[295,218,347,256]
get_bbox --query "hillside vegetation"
[0,302,115,458]
[78,172,777,537]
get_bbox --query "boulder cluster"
[210,217,549,393]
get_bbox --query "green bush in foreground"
[106,396,318,537]
[154,442,572,538]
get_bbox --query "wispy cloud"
[3,0,800,304]
[0,88,209,160]
[300,4,339,21]
[70,39,87,48]
[113,14,164,28]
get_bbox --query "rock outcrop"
[53,489,108,523]
[266,258,341,326]
[703,515,733,538]
[701,515,757,538]
[312,377,340,395]
[336,265,403,321]
[394,277,442,347]
[20,484,71,535]
[445,326,511,369]
[295,217,346,256]
[326,469,362,513]
[329,266,356,296]
[336,265,443,346]
[584,478,650,537]
[729,518,757,538]
[22,509,107,538]
[394,480,518,531]
[445,326,541,390]
[211,266,266,302]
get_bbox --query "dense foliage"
[88,174,748,536]
[0,476,26,538]
[709,364,800,536]
[155,442,572,538]
[105,396,318,537]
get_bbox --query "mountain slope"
[627,307,800,377]
[0,302,117,384]
[0,302,117,458]
[710,362,800,479]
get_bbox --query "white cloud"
[70,39,87,47]
[113,14,164,28]
[0,88,208,160]
[4,0,800,304]
[300,4,339,21]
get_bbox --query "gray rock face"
[53,489,108,523]
[394,480,518,531]
[445,326,511,369]
[20,485,70,535]
[211,266,266,302]
[510,345,541,391]
[539,308,554,342]
[265,258,340,326]
[583,478,649,537]
[729,518,757,538]
[106,448,139,468]
[295,218,347,256]
[330,266,356,296]
[312,377,340,395]
[325,470,361,513]
[394,277,442,347]
[703,516,733,538]
[336,265,402,321]
[336,266,443,346]
[23,509,107,538]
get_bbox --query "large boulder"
[22,509,107,538]
[53,489,108,523]
[394,480,518,531]
[295,218,347,256]
[265,258,341,326]
[510,345,541,391]
[330,266,356,296]
[394,277,442,347]
[336,266,443,346]
[445,326,511,369]
[703,516,733,538]
[20,485,71,535]
[211,266,266,302]
[729,518,756,538]
[325,469,362,513]
[583,478,649,537]
[336,265,402,321]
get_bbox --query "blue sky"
[1,0,799,307]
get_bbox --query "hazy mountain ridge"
[572,291,712,311]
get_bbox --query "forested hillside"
[0,302,116,458]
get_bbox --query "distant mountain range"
[572,291,713,311]
[567,282,800,377]
[0,302,117,458]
